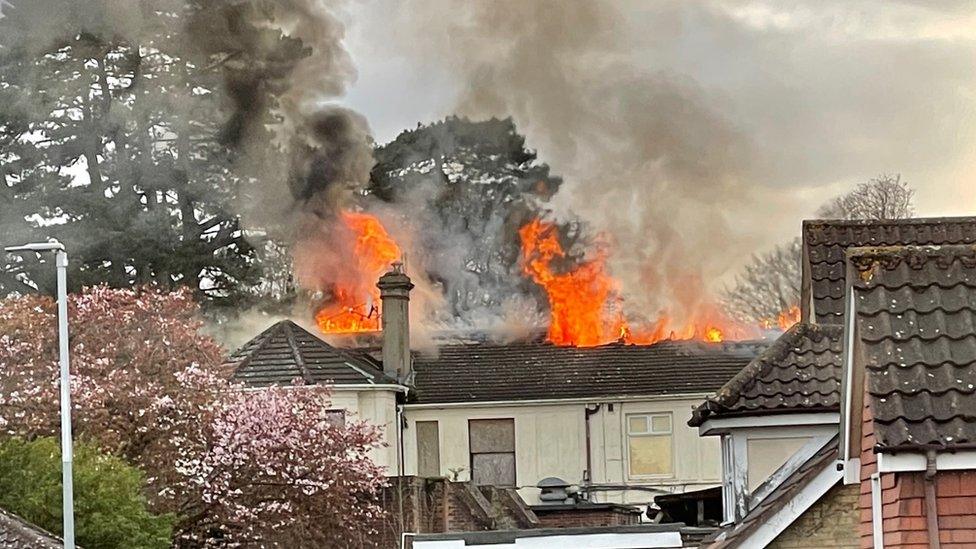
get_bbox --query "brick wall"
[857,394,976,548]
[534,507,640,529]
[767,483,859,549]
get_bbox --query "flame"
[315,211,401,333]
[777,305,801,331]
[519,219,731,347]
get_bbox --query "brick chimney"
[378,261,414,381]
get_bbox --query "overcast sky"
[338,0,976,253]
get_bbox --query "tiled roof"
[0,508,63,549]
[704,437,839,549]
[410,340,763,404]
[803,217,976,324]
[229,320,399,388]
[851,244,976,451]
[689,323,843,426]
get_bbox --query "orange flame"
[776,305,801,331]
[519,219,732,347]
[315,211,401,333]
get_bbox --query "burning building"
[228,260,765,516]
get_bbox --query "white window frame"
[625,412,674,479]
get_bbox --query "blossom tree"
[0,286,385,547]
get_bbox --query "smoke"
[385,0,764,328]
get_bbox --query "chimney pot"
[378,263,413,382]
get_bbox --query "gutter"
[242,383,410,394]
[403,392,713,410]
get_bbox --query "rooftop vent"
[537,477,581,504]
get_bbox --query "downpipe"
[924,450,941,549]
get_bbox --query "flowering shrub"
[0,286,385,546]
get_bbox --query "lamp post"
[4,241,74,549]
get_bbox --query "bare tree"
[724,174,916,328]
[816,174,915,220]
[723,238,802,328]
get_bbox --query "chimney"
[378,261,414,381]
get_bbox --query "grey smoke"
[375,0,976,328]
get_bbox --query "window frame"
[625,412,675,480]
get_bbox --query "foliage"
[0,286,385,546]
[367,116,578,323]
[816,174,915,220]
[0,437,174,549]
[0,0,309,306]
[723,175,917,327]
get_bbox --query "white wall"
[402,395,720,506]
[331,388,401,473]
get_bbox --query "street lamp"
[4,241,74,549]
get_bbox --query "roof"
[228,320,399,388]
[0,508,63,549]
[410,340,763,404]
[803,217,976,324]
[689,323,843,426]
[705,437,840,549]
[851,244,976,451]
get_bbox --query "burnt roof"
[689,323,843,426]
[0,508,63,549]
[803,217,976,325]
[229,320,398,388]
[410,340,763,404]
[851,244,976,451]
[705,436,839,548]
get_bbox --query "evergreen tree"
[367,117,581,323]
[0,0,306,307]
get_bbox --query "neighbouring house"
[690,216,976,549]
[0,507,65,548]
[842,244,976,548]
[227,318,407,472]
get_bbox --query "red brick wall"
[858,396,976,548]
[534,508,639,529]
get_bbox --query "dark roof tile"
[803,217,976,324]
[410,340,762,404]
[851,244,976,450]
[690,323,843,426]
[229,320,398,388]
[0,508,63,549]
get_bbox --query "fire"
[315,211,401,333]
[777,305,801,330]
[519,219,731,347]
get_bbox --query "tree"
[816,174,915,220]
[0,437,174,549]
[367,117,578,325]
[723,175,916,327]
[0,286,385,546]
[0,0,311,306]
[722,238,801,328]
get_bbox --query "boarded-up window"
[469,419,516,486]
[325,409,346,428]
[627,413,673,477]
[416,421,441,477]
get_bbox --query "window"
[627,413,673,477]
[469,419,516,486]
[325,409,346,428]
[416,421,441,478]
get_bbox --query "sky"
[338,0,976,258]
